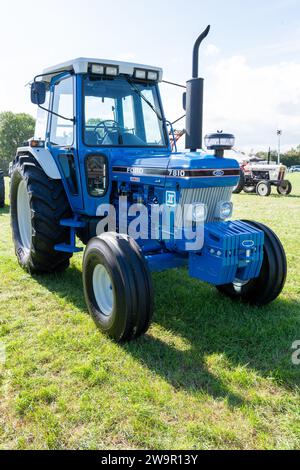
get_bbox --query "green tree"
[281,145,300,167]
[0,112,35,174]
[255,150,278,161]
[256,147,300,167]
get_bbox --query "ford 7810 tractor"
[10,26,286,342]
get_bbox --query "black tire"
[232,170,245,194]
[82,232,153,342]
[10,155,72,273]
[277,180,292,196]
[256,180,271,196]
[0,170,4,208]
[216,220,287,306]
[243,185,256,194]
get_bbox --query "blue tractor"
[10,27,286,342]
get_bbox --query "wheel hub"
[233,278,250,293]
[92,264,114,316]
[258,184,268,196]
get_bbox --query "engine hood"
[111,150,240,188]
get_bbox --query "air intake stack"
[204,131,235,158]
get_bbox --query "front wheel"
[256,180,271,196]
[216,220,286,305]
[277,180,292,196]
[82,233,153,342]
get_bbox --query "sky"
[0,0,300,152]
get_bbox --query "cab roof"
[42,57,163,83]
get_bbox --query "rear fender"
[16,147,61,179]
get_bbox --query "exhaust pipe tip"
[192,25,211,78]
[185,25,211,151]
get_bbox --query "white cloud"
[204,44,220,57]
[204,55,300,152]
[161,55,300,152]
[118,52,135,62]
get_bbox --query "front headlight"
[185,203,207,224]
[215,201,233,220]
[194,204,207,222]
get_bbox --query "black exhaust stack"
[185,25,210,152]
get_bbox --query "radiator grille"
[178,186,234,222]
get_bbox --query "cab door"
[47,74,84,212]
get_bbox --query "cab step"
[55,243,83,253]
[59,218,86,228]
[54,216,86,254]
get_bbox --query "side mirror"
[31,81,46,105]
[182,92,186,111]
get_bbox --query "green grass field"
[0,175,299,450]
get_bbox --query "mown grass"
[0,175,299,450]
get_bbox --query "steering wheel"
[92,120,123,144]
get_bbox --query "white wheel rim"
[258,184,267,195]
[92,264,114,316]
[233,278,250,293]
[17,180,32,251]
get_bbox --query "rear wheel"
[0,170,4,208]
[243,185,256,194]
[232,170,244,194]
[10,155,72,273]
[82,233,153,342]
[277,180,292,196]
[216,220,286,305]
[256,180,271,196]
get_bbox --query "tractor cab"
[31,58,171,214]
[34,59,167,148]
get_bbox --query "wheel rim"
[233,278,250,293]
[244,186,255,193]
[258,184,268,196]
[17,180,32,251]
[92,264,114,316]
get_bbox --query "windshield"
[83,76,167,147]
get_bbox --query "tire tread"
[10,155,72,273]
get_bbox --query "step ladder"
[55,217,86,253]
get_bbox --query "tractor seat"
[84,129,146,146]
[84,129,99,146]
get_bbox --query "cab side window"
[50,76,74,146]
[34,90,50,140]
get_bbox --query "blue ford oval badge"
[242,240,254,248]
[213,170,224,177]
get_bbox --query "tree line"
[0,112,35,173]
[256,148,300,168]
[0,111,300,174]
